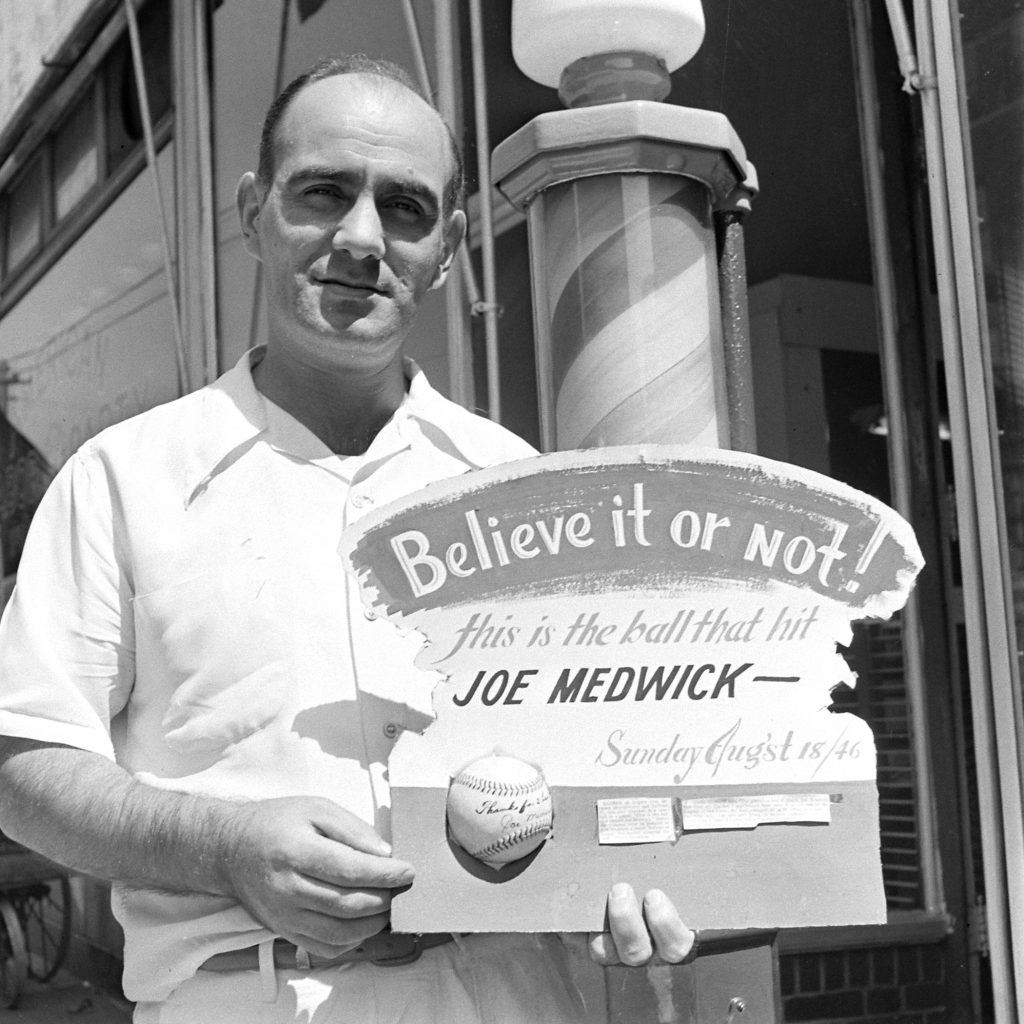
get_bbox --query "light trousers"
[133,934,596,1024]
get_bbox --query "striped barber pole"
[532,171,729,450]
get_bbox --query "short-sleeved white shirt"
[0,349,538,1001]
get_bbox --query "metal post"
[248,0,293,353]
[467,0,502,422]
[164,0,218,387]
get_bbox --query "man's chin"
[303,323,406,368]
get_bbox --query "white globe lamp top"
[512,0,706,89]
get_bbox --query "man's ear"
[430,209,467,290]
[236,172,264,262]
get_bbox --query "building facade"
[0,1,1022,1020]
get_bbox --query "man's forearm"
[0,736,419,956]
[0,737,241,896]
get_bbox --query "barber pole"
[535,172,725,448]
[493,0,775,1019]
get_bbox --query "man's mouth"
[318,278,383,295]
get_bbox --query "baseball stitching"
[455,773,546,798]
[472,823,550,861]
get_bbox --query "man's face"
[239,74,464,375]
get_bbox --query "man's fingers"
[283,909,391,960]
[304,837,415,890]
[298,881,398,920]
[643,889,696,964]
[606,882,653,966]
[588,888,697,967]
[311,801,395,858]
[303,802,415,889]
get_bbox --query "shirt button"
[363,608,376,621]
[351,494,372,509]
[383,722,402,739]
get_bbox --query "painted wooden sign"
[339,445,923,933]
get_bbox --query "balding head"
[257,55,464,217]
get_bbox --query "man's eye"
[386,198,425,218]
[298,185,346,205]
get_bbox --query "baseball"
[446,755,553,869]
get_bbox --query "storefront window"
[4,160,44,274]
[53,87,99,221]
[958,0,1024,700]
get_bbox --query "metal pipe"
[402,0,483,326]
[432,0,473,409]
[914,0,1023,1016]
[249,0,293,351]
[190,0,218,384]
[849,0,942,915]
[715,196,756,454]
[524,192,556,452]
[418,0,481,409]
[882,0,922,92]
[401,0,433,101]
[124,0,190,395]
[467,0,502,422]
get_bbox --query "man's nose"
[332,195,385,261]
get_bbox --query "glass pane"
[958,3,1024,681]
[5,161,44,272]
[53,88,99,220]
[105,0,173,172]
[819,348,921,909]
[831,617,921,908]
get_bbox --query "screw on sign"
[726,996,746,1022]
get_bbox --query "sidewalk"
[0,972,133,1024]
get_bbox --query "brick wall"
[780,944,946,1023]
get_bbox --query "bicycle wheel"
[13,877,72,983]
[0,896,28,1009]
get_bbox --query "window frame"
[0,0,172,319]
[914,0,1024,1016]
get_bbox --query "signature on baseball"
[446,755,554,868]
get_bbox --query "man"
[0,56,694,1021]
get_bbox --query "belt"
[199,931,455,972]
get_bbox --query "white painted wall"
[0,146,179,469]
[0,0,99,129]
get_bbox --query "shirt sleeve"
[0,444,135,759]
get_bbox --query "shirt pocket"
[132,547,289,758]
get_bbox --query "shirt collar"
[184,347,503,505]
[184,348,269,505]
[402,362,516,470]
